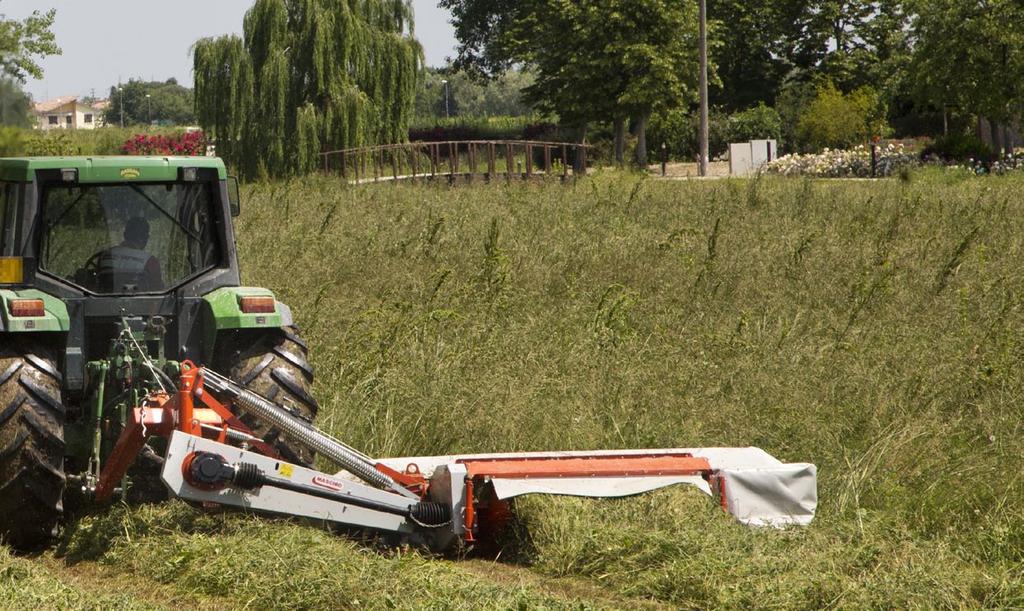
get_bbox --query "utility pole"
[118,86,124,128]
[698,0,709,177]
[146,93,152,125]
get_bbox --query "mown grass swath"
[7,171,1021,607]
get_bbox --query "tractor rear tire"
[0,340,65,549]
[215,326,319,467]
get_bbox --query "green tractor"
[0,157,318,548]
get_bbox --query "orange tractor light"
[240,295,275,314]
[8,298,45,317]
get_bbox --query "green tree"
[727,103,782,145]
[105,78,196,126]
[0,78,33,127]
[707,1,911,111]
[414,68,535,120]
[795,82,890,151]
[908,0,1024,151]
[442,0,699,166]
[0,7,60,82]
[193,0,422,178]
[705,0,797,110]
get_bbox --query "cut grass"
[55,501,648,610]
[8,169,1024,608]
[0,546,160,610]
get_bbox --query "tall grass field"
[3,171,1022,608]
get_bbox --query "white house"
[32,97,109,131]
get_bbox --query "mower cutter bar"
[96,361,816,550]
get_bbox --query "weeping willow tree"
[194,0,422,178]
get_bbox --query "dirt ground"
[646,160,731,178]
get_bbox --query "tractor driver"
[95,217,164,292]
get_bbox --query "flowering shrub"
[121,130,207,156]
[962,153,1024,175]
[766,144,918,178]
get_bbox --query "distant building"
[32,97,109,131]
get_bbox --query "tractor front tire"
[0,340,65,549]
[215,326,319,467]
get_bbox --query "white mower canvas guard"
[363,447,818,528]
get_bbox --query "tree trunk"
[634,114,649,168]
[613,117,626,166]
[992,119,1003,158]
[574,123,588,174]
[977,115,988,148]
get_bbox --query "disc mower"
[0,156,816,551]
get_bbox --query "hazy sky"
[5,0,457,102]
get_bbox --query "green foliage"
[645,108,690,160]
[648,107,727,161]
[0,8,60,82]
[23,131,77,156]
[705,0,797,110]
[408,115,559,142]
[908,0,1024,124]
[414,68,535,120]
[105,78,195,126]
[0,78,33,128]
[726,103,782,146]
[775,79,817,153]
[648,105,778,161]
[442,0,701,165]
[795,82,890,152]
[922,134,995,163]
[193,0,423,179]
[0,126,25,155]
[8,126,184,156]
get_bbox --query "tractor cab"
[41,178,220,295]
[0,157,318,548]
[0,157,255,392]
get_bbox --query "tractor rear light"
[8,299,45,318]
[240,296,275,314]
[61,168,78,183]
[0,257,23,284]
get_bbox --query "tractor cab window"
[40,182,221,294]
[0,183,21,256]
[0,183,8,254]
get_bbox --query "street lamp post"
[698,0,709,177]
[441,79,450,120]
[118,87,124,128]
[146,93,152,125]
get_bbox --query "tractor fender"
[201,287,294,333]
[201,286,295,365]
[0,288,70,334]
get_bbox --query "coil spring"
[408,502,452,528]
[232,389,400,492]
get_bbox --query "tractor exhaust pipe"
[201,368,417,499]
